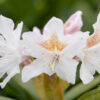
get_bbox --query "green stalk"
[64,75,100,100]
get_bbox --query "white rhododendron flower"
[0,15,24,88]
[22,17,88,84]
[79,13,100,84]
[64,11,83,35]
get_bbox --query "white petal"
[32,27,41,35]
[21,39,50,58]
[80,63,94,84]
[85,60,95,75]
[22,30,47,58]
[0,59,20,88]
[0,15,15,45]
[0,15,22,47]
[14,22,23,42]
[55,59,78,84]
[0,66,20,88]
[93,13,100,32]
[43,17,64,37]
[22,29,42,44]
[62,31,89,58]
[0,36,7,56]
[22,30,51,58]
[0,58,20,88]
[84,44,100,73]
[0,55,20,73]
[0,15,14,34]
[22,59,53,82]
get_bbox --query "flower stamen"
[49,54,59,71]
[40,34,67,51]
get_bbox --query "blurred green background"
[0,0,100,33]
[0,0,100,100]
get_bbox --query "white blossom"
[0,15,23,88]
[79,13,100,84]
[22,17,88,84]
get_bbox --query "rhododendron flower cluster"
[0,11,100,88]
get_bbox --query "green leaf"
[64,75,100,100]
[0,96,15,100]
[77,89,100,100]
[13,74,40,100]
[3,74,39,100]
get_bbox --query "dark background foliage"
[0,0,100,32]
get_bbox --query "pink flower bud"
[64,11,83,35]
[33,27,41,34]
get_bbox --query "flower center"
[40,34,67,51]
[49,54,59,71]
[86,30,100,48]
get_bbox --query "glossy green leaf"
[2,74,39,100]
[64,75,100,100]
[77,89,100,100]
[13,74,40,100]
[0,96,15,100]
